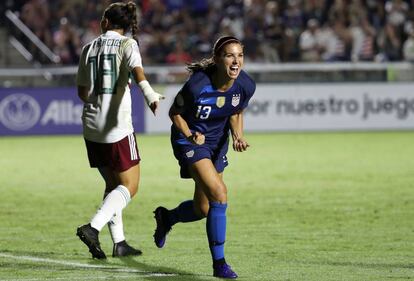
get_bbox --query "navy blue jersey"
[171,70,255,149]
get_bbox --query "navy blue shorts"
[172,141,229,178]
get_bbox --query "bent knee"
[121,182,139,198]
[210,184,227,203]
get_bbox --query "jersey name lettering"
[95,38,122,48]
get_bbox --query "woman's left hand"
[233,138,249,152]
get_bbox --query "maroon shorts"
[84,134,140,172]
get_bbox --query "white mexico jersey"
[76,31,142,143]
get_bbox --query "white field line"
[0,252,176,277]
[0,276,138,281]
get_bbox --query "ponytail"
[186,58,216,74]
[125,1,139,44]
[103,1,140,44]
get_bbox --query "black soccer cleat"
[112,240,143,257]
[153,206,172,248]
[76,224,107,259]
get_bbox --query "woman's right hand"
[187,132,205,145]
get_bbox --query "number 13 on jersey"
[196,105,212,119]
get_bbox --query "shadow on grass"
[117,256,209,281]
[0,249,209,281]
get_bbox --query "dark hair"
[212,36,241,56]
[103,1,139,43]
[186,36,242,73]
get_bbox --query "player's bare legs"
[190,159,227,203]
[193,181,210,218]
[77,164,142,259]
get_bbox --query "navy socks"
[167,200,202,225]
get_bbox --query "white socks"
[102,190,126,243]
[108,210,125,243]
[90,185,131,232]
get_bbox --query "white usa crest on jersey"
[231,94,240,107]
[186,150,195,158]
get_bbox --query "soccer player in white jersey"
[76,1,164,259]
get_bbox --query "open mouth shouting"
[229,65,239,77]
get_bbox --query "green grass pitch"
[0,132,413,281]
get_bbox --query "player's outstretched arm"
[230,112,249,152]
[131,66,165,115]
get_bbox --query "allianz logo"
[0,93,82,131]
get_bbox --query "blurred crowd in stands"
[3,0,414,65]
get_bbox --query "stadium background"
[0,1,414,281]
[0,0,414,136]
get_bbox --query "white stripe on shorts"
[128,134,138,161]
[132,135,138,160]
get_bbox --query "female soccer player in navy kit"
[153,36,255,279]
[76,2,164,259]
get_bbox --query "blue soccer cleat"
[153,206,172,248]
[213,263,238,279]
